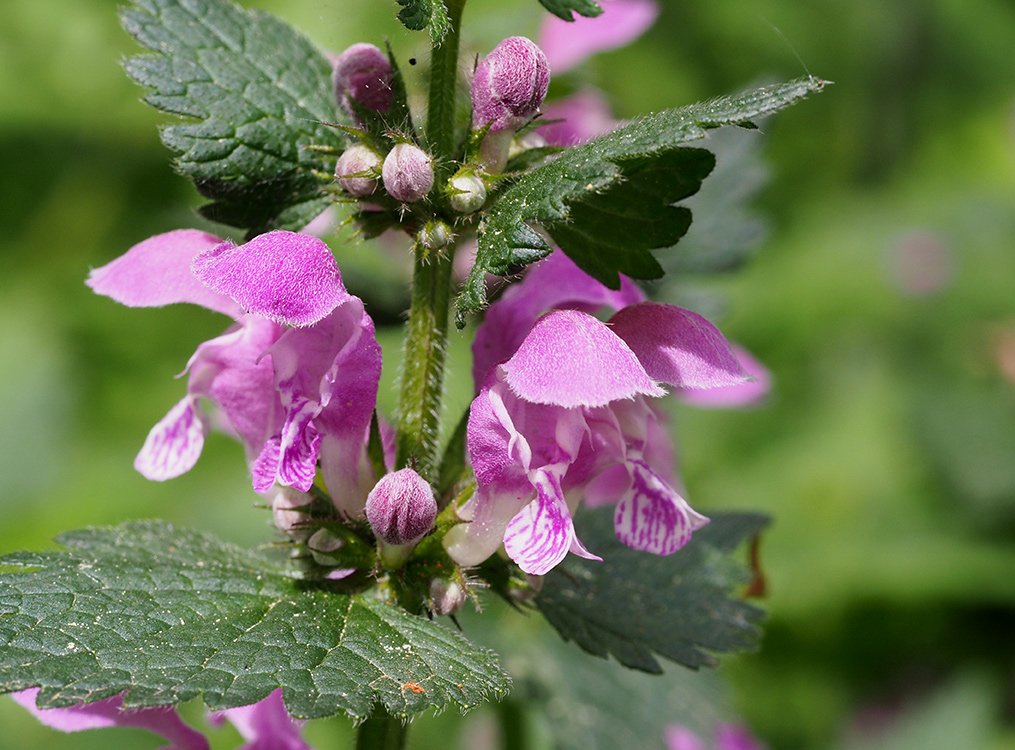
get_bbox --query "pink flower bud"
[382,143,434,203]
[365,468,437,546]
[471,36,550,133]
[332,42,393,113]
[429,578,466,616]
[335,144,382,196]
[271,487,315,541]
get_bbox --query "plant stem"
[355,707,407,750]
[395,0,467,479]
[496,698,528,750]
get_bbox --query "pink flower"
[446,251,766,575]
[88,229,382,518]
[539,0,659,74]
[666,722,766,750]
[11,688,310,750]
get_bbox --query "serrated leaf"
[538,0,603,22]
[395,0,450,45]
[0,522,510,720]
[457,76,826,325]
[535,509,768,673]
[121,0,346,234]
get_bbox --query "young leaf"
[538,0,603,22]
[0,522,510,720]
[395,0,450,45]
[121,0,346,234]
[457,76,826,325]
[535,509,769,673]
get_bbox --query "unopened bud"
[429,578,466,616]
[272,487,315,541]
[471,36,550,133]
[382,143,434,203]
[308,527,345,567]
[333,43,393,114]
[448,172,487,214]
[335,144,382,196]
[366,468,437,547]
[417,220,452,251]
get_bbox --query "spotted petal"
[614,459,709,555]
[134,396,208,481]
[192,231,348,327]
[504,470,587,575]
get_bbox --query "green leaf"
[121,0,346,234]
[395,0,450,45]
[461,600,730,750]
[537,0,603,22]
[0,522,510,720]
[457,76,826,325]
[535,509,768,673]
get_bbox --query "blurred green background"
[1,0,1014,747]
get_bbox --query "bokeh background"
[1,0,1014,747]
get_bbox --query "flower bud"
[448,172,487,214]
[332,42,393,113]
[365,468,437,547]
[417,220,453,251]
[471,36,550,133]
[382,143,434,203]
[271,487,315,541]
[307,527,345,567]
[429,578,466,616]
[335,144,382,197]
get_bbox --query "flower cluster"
[8,0,782,745]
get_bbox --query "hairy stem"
[395,0,467,478]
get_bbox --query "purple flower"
[332,42,393,115]
[10,688,209,750]
[89,229,382,518]
[540,0,659,74]
[534,0,657,147]
[666,723,766,750]
[212,690,311,750]
[11,688,311,750]
[445,251,762,574]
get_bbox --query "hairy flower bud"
[271,487,315,541]
[365,468,437,547]
[382,143,434,203]
[417,220,453,251]
[448,171,487,214]
[332,42,393,113]
[429,578,466,616]
[307,527,344,567]
[471,36,550,133]
[335,144,382,197]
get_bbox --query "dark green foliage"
[121,0,346,234]
[457,77,826,325]
[536,510,769,673]
[0,522,510,720]
[395,0,450,44]
[537,0,603,22]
